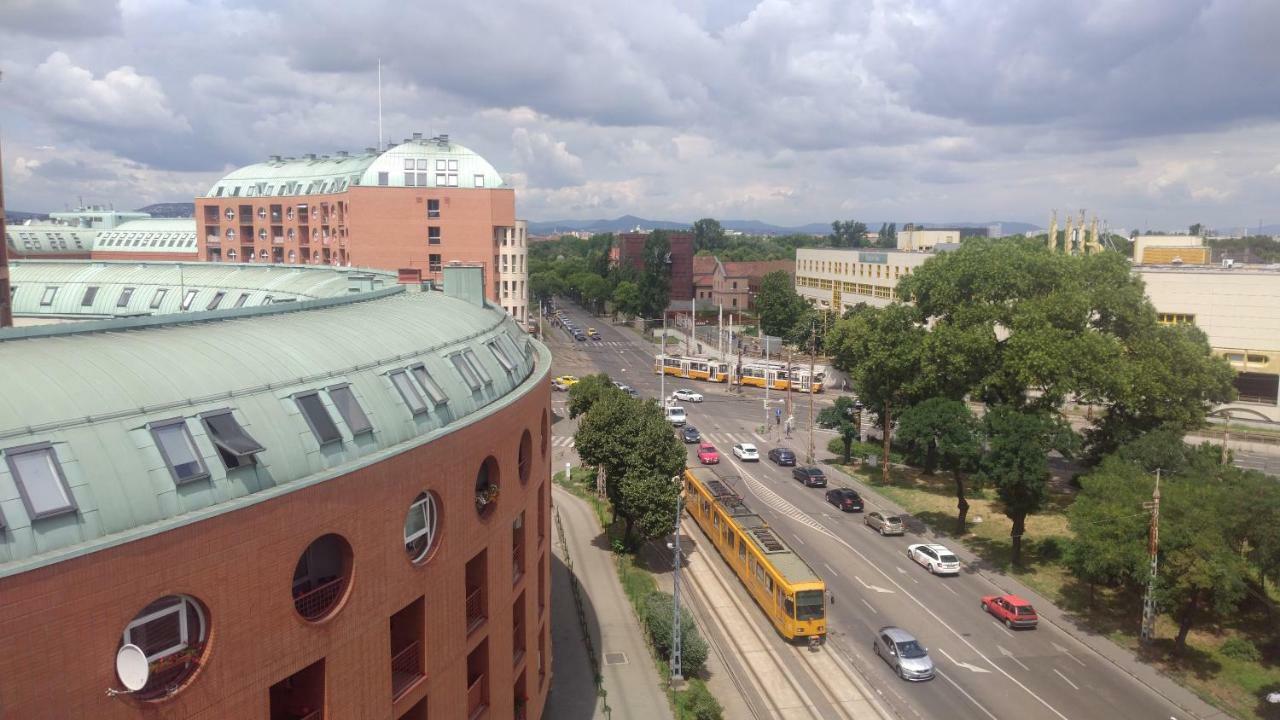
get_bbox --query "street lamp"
[668,474,685,687]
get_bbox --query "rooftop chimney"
[364,147,377,154]
[412,132,423,141]
[269,154,282,162]
[305,153,317,161]
[336,150,349,157]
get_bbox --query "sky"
[2,0,1279,232]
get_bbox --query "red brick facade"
[616,231,694,302]
[0,378,552,720]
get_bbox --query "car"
[587,327,598,335]
[732,443,759,461]
[873,626,935,681]
[767,447,796,466]
[681,426,702,443]
[556,375,580,387]
[825,488,863,512]
[672,389,703,402]
[591,334,603,341]
[551,379,568,392]
[624,387,640,398]
[864,511,905,536]
[574,333,587,342]
[697,442,720,464]
[981,594,1039,629]
[665,406,687,426]
[907,544,961,575]
[792,466,827,487]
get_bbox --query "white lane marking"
[996,624,1016,639]
[940,583,958,596]
[860,598,879,614]
[855,576,895,594]
[939,648,991,674]
[1053,669,1080,690]
[1052,642,1086,667]
[937,669,1000,720]
[823,562,840,577]
[997,645,1031,671]
[795,535,806,545]
[724,454,1073,720]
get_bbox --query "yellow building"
[794,247,936,310]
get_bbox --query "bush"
[642,591,709,675]
[1036,537,1064,561]
[676,679,723,720]
[1219,636,1261,662]
[826,437,905,465]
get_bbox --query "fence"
[553,505,611,718]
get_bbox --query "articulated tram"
[655,355,731,382]
[683,466,827,642]
[656,356,825,392]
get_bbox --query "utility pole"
[0,131,11,328]
[807,320,816,464]
[763,322,770,431]
[785,346,794,423]
[717,304,723,356]
[670,475,685,686]
[1220,409,1231,466]
[1140,469,1162,644]
[659,312,667,404]
[686,296,694,356]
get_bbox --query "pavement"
[545,483,675,720]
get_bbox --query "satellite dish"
[116,645,150,692]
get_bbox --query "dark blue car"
[768,447,796,466]
[682,426,701,443]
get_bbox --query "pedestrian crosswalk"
[552,436,577,448]
[552,431,768,450]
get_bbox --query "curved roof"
[0,263,545,576]
[92,218,198,255]
[203,134,505,198]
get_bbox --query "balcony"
[466,587,486,633]
[512,548,524,585]
[205,235,221,245]
[272,236,285,245]
[467,674,488,720]
[391,641,425,701]
[293,577,345,621]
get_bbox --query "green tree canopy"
[692,218,726,252]
[829,220,869,248]
[755,270,807,338]
[896,398,983,533]
[817,396,863,463]
[529,271,565,301]
[567,373,621,418]
[612,280,642,318]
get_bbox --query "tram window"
[738,542,747,562]
[796,590,824,621]
[784,595,796,618]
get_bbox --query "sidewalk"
[824,461,1231,720]
[547,485,675,720]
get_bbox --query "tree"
[567,373,621,418]
[642,591,710,676]
[692,218,726,252]
[829,220,868,248]
[1188,223,1204,237]
[611,280,641,319]
[754,270,806,337]
[637,231,672,318]
[879,222,898,248]
[896,398,983,533]
[826,303,929,482]
[1065,459,1153,606]
[977,406,1076,566]
[529,271,565,301]
[577,273,611,314]
[817,396,862,463]
[618,467,681,547]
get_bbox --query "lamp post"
[669,475,685,687]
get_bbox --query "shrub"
[826,438,905,465]
[642,591,709,675]
[1036,537,1064,561]
[1219,636,1261,662]
[676,679,723,720]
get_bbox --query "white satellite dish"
[116,644,150,692]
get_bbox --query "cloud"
[511,128,586,188]
[0,0,121,38]
[21,52,189,133]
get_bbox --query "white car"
[732,443,760,461]
[907,544,961,575]
[673,389,704,403]
[665,405,687,426]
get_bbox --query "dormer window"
[200,410,265,469]
[410,364,449,405]
[294,392,342,445]
[4,442,77,520]
[149,418,210,485]
[488,340,515,373]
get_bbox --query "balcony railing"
[294,577,345,621]
[512,549,524,585]
[467,674,488,720]
[390,641,424,700]
[513,641,525,669]
[466,587,486,632]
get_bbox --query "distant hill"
[527,215,1039,237]
[136,202,195,218]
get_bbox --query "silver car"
[873,626,934,681]
[864,511,905,536]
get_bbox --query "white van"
[666,405,687,427]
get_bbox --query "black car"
[792,466,827,487]
[767,447,797,466]
[825,487,863,512]
[574,332,587,341]
[682,426,702,443]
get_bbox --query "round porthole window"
[404,491,442,564]
[118,594,209,701]
[292,534,353,622]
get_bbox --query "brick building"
[615,230,694,302]
[0,262,551,719]
[692,256,795,310]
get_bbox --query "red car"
[981,594,1038,629]
[697,442,720,465]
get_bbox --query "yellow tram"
[683,466,827,642]
[730,362,826,393]
[655,355,730,382]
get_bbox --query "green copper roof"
[0,263,545,577]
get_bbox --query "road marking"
[823,562,840,577]
[854,576,895,594]
[795,535,806,545]
[998,645,1031,671]
[1053,668,1080,690]
[936,669,999,720]
[1052,641,1087,667]
[860,598,878,614]
[940,583,958,595]
[996,624,1016,639]
[939,648,991,674]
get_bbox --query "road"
[546,302,1208,720]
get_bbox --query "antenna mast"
[377,59,384,150]
[1140,469,1162,644]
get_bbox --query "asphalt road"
[545,303,1198,720]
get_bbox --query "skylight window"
[180,289,198,310]
[201,410,265,469]
[150,288,168,309]
[294,392,342,445]
[81,286,99,306]
[390,370,429,415]
[40,286,57,306]
[488,340,515,373]
[233,293,250,308]
[451,353,482,391]
[149,418,210,485]
[327,384,372,435]
[206,291,226,311]
[4,442,77,520]
[464,349,492,385]
[410,365,449,405]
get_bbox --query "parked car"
[981,594,1039,629]
[873,626,935,681]
[792,466,826,487]
[697,442,720,464]
[681,426,702,443]
[907,544,961,575]
[825,488,863,512]
[864,511,905,536]
[556,375,580,387]
[591,334,603,341]
[551,379,568,392]
[767,447,797,466]
[673,389,703,402]
[665,406,687,427]
[574,332,587,341]
[732,443,759,461]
